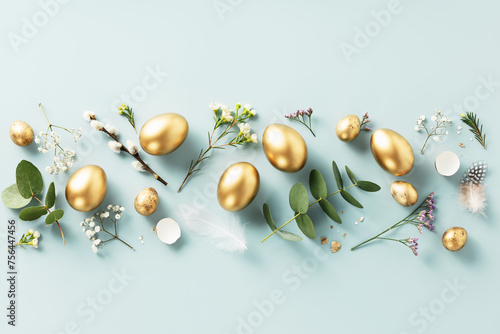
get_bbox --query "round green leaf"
[16,160,43,199]
[276,229,303,242]
[340,190,363,208]
[19,206,47,221]
[45,209,64,225]
[295,214,315,239]
[289,183,309,214]
[2,184,32,209]
[45,182,56,209]
[309,169,327,200]
[263,203,277,231]
[332,161,343,190]
[319,199,342,224]
[357,181,381,192]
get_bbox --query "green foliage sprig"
[461,112,486,149]
[118,104,137,133]
[1,160,65,244]
[262,161,381,242]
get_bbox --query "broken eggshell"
[156,218,181,244]
[435,151,460,176]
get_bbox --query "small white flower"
[28,229,34,235]
[419,115,426,121]
[90,120,103,130]
[93,239,101,245]
[132,161,146,172]
[108,141,123,153]
[238,123,251,134]
[115,214,121,220]
[33,231,40,238]
[35,137,41,144]
[414,126,420,132]
[38,147,43,152]
[416,120,422,125]
[80,222,84,226]
[106,124,119,136]
[251,133,258,143]
[249,109,256,116]
[32,238,38,248]
[120,207,125,212]
[82,227,86,232]
[431,115,437,122]
[86,230,92,237]
[221,109,234,123]
[244,104,252,110]
[209,102,221,111]
[433,136,440,142]
[445,131,449,135]
[94,226,101,232]
[85,218,91,223]
[45,166,54,174]
[89,221,95,228]
[83,111,95,122]
[92,244,98,253]
[126,140,139,155]
[107,204,113,210]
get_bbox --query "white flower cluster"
[209,102,257,124]
[414,110,452,142]
[27,229,40,248]
[238,122,258,143]
[81,204,125,253]
[35,130,80,175]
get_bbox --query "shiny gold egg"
[134,187,159,216]
[370,129,414,176]
[262,124,307,173]
[336,115,361,142]
[217,162,260,212]
[390,181,418,207]
[10,121,34,147]
[442,227,468,252]
[139,113,188,155]
[65,165,107,212]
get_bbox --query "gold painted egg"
[390,181,418,207]
[139,113,188,155]
[65,165,107,212]
[442,227,468,252]
[134,187,159,216]
[370,129,414,176]
[336,115,360,142]
[10,121,34,147]
[217,162,260,212]
[262,124,307,173]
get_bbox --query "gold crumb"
[320,237,329,245]
[331,241,341,253]
[343,233,347,238]
[330,225,333,229]
[459,143,466,148]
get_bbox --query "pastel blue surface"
[1,1,499,333]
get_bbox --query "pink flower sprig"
[360,112,371,131]
[285,107,315,137]
[351,192,436,256]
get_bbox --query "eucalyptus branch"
[32,195,65,244]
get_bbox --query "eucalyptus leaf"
[276,229,303,242]
[345,166,357,185]
[45,182,56,209]
[289,183,309,214]
[332,161,343,190]
[309,169,327,200]
[263,203,277,230]
[295,214,315,239]
[340,190,363,208]
[16,160,43,199]
[357,181,381,192]
[45,209,64,225]
[319,199,342,224]
[2,184,32,209]
[19,206,47,221]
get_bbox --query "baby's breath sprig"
[414,109,453,154]
[8,229,40,250]
[177,102,258,192]
[285,107,315,136]
[81,204,134,253]
[83,111,168,187]
[36,103,82,174]
[118,104,137,133]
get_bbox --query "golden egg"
[134,187,159,216]
[442,227,468,252]
[370,129,414,176]
[262,124,307,173]
[10,121,34,147]
[65,165,107,212]
[139,113,188,155]
[217,162,260,212]
[336,115,361,142]
[390,181,418,207]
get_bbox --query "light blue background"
[1,1,499,333]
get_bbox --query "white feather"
[177,204,247,253]
[459,183,487,218]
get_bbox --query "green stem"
[261,184,358,243]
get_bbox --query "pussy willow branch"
[90,115,167,186]
[32,195,65,245]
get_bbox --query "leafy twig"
[118,104,137,133]
[285,108,315,136]
[461,112,486,149]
